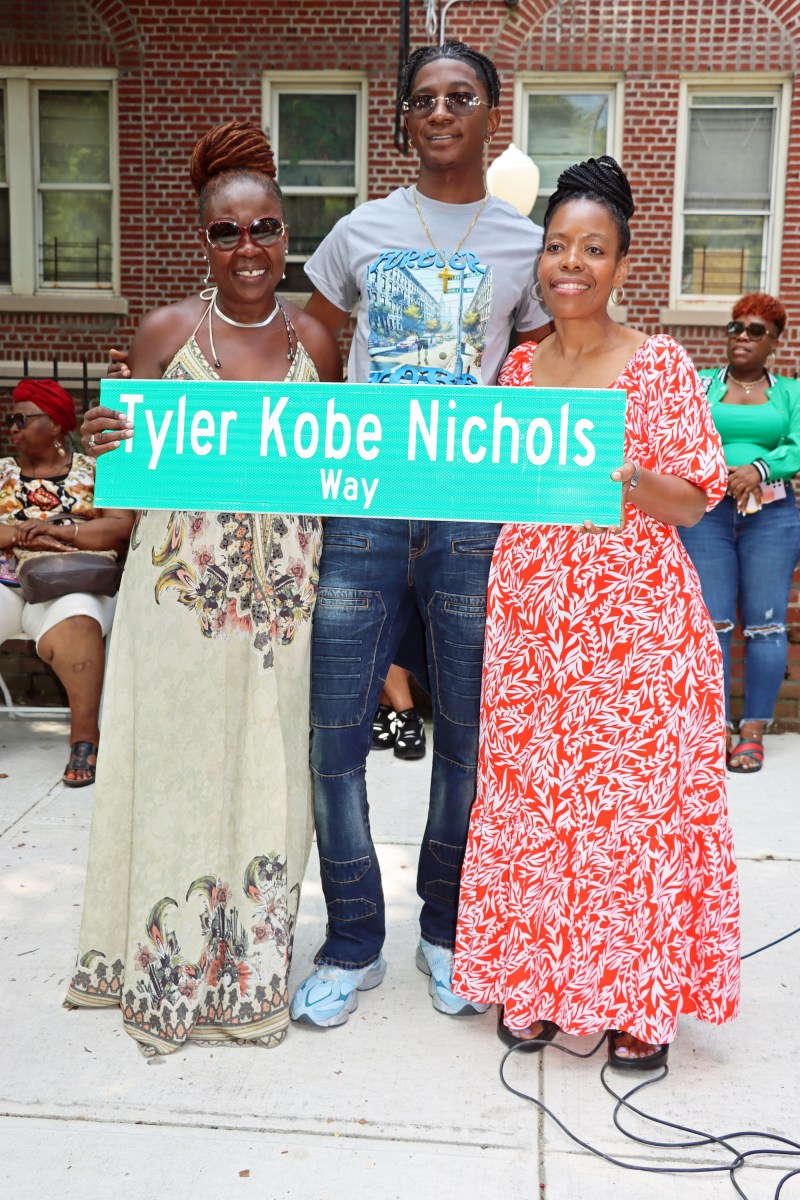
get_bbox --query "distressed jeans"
[309,517,499,969]
[680,491,800,724]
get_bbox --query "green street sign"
[94,379,626,525]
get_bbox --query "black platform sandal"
[497,1005,559,1052]
[372,704,397,750]
[63,741,98,788]
[607,1030,669,1071]
[393,707,426,760]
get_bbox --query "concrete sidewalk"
[1,714,798,1200]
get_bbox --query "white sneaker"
[290,957,387,1028]
[416,938,490,1016]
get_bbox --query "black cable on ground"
[498,925,800,1199]
[741,925,800,960]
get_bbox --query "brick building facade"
[1,0,800,724]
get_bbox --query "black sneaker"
[393,708,426,760]
[372,703,397,750]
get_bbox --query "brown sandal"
[63,741,98,788]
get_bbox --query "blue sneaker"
[290,957,387,1028]
[416,938,490,1016]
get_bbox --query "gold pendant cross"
[438,263,455,293]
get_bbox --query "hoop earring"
[611,285,625,305]
[485,134,492,144]
[533,280,545,304]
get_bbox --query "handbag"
[14,547,122,604]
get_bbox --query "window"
[39,89,113,286]
[513,75,624,227]
[0,70,117,298]
[263,72,367,291]
[671,78,790,307]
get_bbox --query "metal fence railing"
[0,354,104,410]
[0,355,106,456]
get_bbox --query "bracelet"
[628,463,641,491]
[752,458,770,483]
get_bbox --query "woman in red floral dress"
[453,157,740,1070]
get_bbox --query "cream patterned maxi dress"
[65,335,322,1055]
[453,336,741,1046]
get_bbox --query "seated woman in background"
[0,379,133,785]
[64,121,341,1056]
[680,293,800,774]
[453,157,740,1071]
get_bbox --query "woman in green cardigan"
[680,292,800,773]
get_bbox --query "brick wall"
[2,0,800,724]
[3,0,799,359]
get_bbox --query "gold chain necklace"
[727,369,766,396]
[412,186,488,259]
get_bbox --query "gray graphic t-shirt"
[305,187,546,386]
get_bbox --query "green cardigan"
[699,367,800,482]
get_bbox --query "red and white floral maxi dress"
[453,335,741,1046]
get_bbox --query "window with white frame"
[263,72,367,291]
[0,71,117,295]
[672,80,790,305]
[514,75,624,228]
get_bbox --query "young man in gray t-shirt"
[305,184,544,388]
[290,40,549,1031]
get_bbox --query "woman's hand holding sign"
[82,405,134,457]
[580,459,640,535]
[81,350,135,459]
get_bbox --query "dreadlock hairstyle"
[397,40,501,115]
[190,120,282,220]
[543,156,635,256]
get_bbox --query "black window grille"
[39,239,112,285]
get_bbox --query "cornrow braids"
[190,120,282,220]
[543,155,635,256]
[397,40,501,115]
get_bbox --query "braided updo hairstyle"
[543,156,635,255]
[397,40,501,113]
[190,120,281,220]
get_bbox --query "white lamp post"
[486,144,540,217]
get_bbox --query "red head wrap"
[12,378,77,434]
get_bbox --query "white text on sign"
[120,392,597,482]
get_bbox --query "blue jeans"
[310,517,499,968]
[679,492,800,724]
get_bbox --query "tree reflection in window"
[38,90,112,286]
